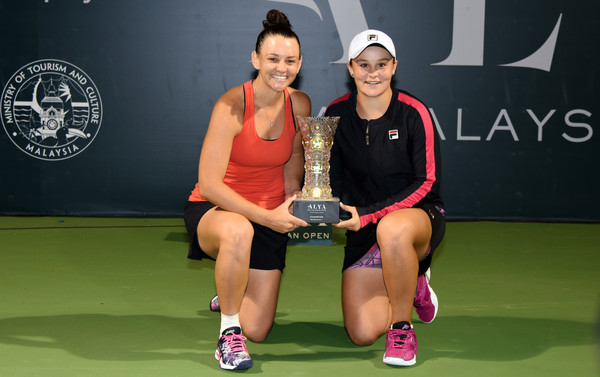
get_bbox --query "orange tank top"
[188,80,296,209]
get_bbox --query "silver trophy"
[293,116,340,223]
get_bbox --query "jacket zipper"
[365,120,370,146]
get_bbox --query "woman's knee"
[377,209,429,250]
[346,325,379,346]
[223,219,254,246]
[214,219,254,261]
[241,321,273,343]
[198,212,254,258]
[377,218,413,250]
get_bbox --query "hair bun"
[254,9,300,54]
[263,9,292,30]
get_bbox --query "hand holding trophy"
[293,116,340,223]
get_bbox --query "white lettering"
[27,62,67,74]
[428,108,446,140]
[271,0,368,64]
[486,109,519,141]
[327,0,369,63]
[2,83,16,124]
[69,70,87,85]
[275,0,561,70]
[526,109,556,141]
[431,107,592,143]
[500,14,562,72]
[86,86,101,124]
[14,71,26,84]
[562,109,593,143]
[3,100,12,123]
[24,144,80,158]
[433,0,485,66]
[4,83,16,99]
[456,108,481,141]
[433,1,561,71]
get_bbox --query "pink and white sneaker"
[215,326,253,370]
[414,268,438,323]
[209,295,220,312]
[383,322,417,366]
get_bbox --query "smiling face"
[347,45,397,99]
[252,34,302,92]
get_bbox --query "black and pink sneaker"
[383,321,417,366]
[215,326,253,370]
[413,268,438,323]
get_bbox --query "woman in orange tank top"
[183,9,310,371]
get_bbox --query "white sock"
[220,313,240,335]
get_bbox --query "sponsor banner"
[0,0,597,221]
[288,223,333,246]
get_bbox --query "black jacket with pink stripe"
[325,89,444,228]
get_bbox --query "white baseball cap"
[348,29,396,62]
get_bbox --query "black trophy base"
[293,198,340,223]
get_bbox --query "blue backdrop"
[0,0,598,221]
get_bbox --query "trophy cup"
[293,116,340,223]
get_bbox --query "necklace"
[253,82,281,127]
[265,108,275,127]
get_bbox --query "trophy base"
[293,198,340,223]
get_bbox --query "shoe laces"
[389,330,409,349]
[222,333,248,354]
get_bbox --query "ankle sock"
[220,313,240,335]
[391,321,413,330]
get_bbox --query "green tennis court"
[0,217,598,376]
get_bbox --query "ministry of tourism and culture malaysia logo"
[1,59,102,161]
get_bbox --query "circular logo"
[1,59,102,161]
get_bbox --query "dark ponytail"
[255,9,301,55]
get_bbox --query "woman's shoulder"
[218,83,245,105]
[288,87,311,115]
[393,88,428,108]
[213,83,245,115]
